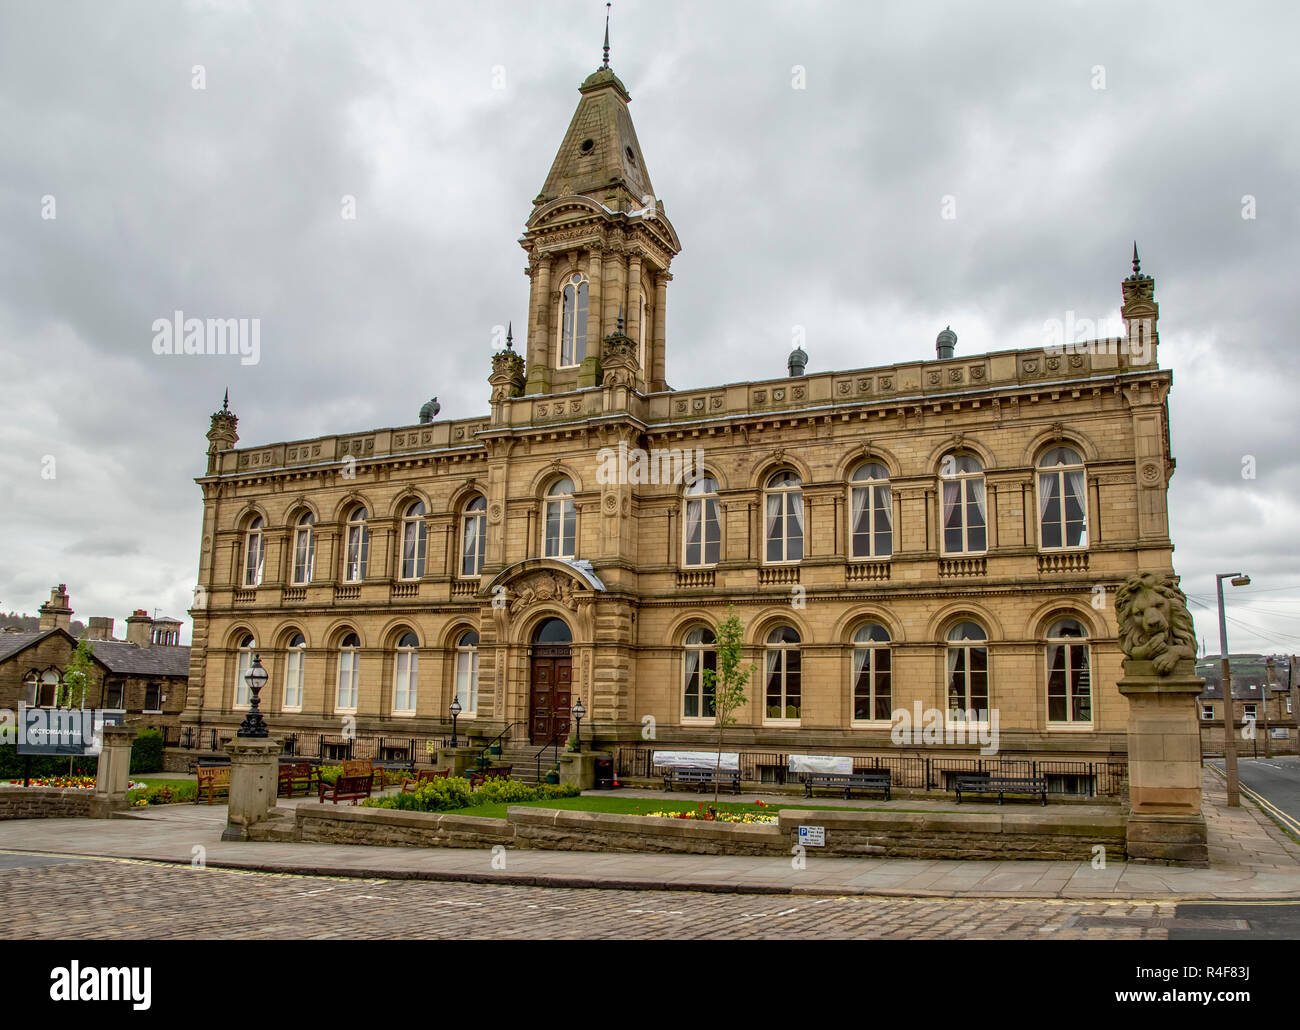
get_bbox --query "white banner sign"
[652,750,740,771]
[788,754,852,774]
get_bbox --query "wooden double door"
[529,646,572,745]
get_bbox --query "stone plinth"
[557,750,610,790]
[1117,658,1208,864]
[89,724,136,818]
[433,746,482,778]
[221,737,282,841]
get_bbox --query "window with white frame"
[393,631,418,713]
[1046,617,1091,724]
[764,625,801,721]
[336,632,360,711]
[144,683,162,712]
[764,470,804,563]
[283,633,305,710]
[344,505,369,582]
[852,623,892,721]
[947,621,989,720]
[1202,704,1214,720]
[243,517,265,587]
[543,478,577,559]
[558,272,589,367]
[683,476,721,567]
[940,454,986,555]
[1243,703,1257,720]
[291,511,315,584]
[40,671,61,708]
[21,672,37,707]
[235,635,255,707]
[1038,446,1088,549]
[400,501,427,579]
[461,496,487,577]
[849,462,892,559]
[455,630,479,717]
[682,626,717,719]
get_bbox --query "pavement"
[2,766,1299,901]
[1207,756,1300,837]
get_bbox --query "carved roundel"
[1138,459,1163,487]
[621,496,631,516]
[488,503,504,524]
[603,493,618,515]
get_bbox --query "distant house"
[1196,653,1295,753]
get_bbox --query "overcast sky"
[2,0,1297,656]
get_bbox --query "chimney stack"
[936,326,957,360]
[125,609,153,648]
[787,345,808,377]
[38,585,73,633]
[84,617,115,641]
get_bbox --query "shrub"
[473,777,538,804]
[318,764,343,786]
[363,777,580,813]
[129,729,164,774]
[0,743,97,779]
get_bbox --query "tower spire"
[222,388,230,413]
[1131,241,1141,278]
[602,3,611,68]
[506,321,514,350]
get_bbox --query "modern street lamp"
[236,655,270,738]
[449,698,462,748]
[1216,572,1250,806]
[572,697,586,753]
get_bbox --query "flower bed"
[642,802,778,824]
[3,776,147,791]
[364,776,581,813]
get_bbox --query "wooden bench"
[277,761,319,798]
[401,768,450,792]
[803,771,891,801]
[662,766,742,795]
[342,759,377,791]
[194,765,230,804]
[467,765,512,788]
[954,776,1048,806]
[317,774,373,805]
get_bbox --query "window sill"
[391,709,416,718]
[680,717,716,726]
[1046,722,1095,731]
[762,719,802,727]
[281,706,302,714]
[142,710,163,715]
[851,720,895,729]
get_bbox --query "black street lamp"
[237,655,270,738]
[449,698,462,748]
[572,697,586,753]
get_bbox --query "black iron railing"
[535,728,565,783]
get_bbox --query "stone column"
[89,724,136,818]
[221,737,282,841]
[585,246,603,359]
[651,271,670,391]
[525,256,553,395]
[1117,659,1208,865]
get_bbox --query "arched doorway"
[529,617,572,745]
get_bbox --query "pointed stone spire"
[221,387,230,413]
[602,3,611,69]
[1127,241,1150,282]
[506,321,514,350]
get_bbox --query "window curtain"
[1066,467,1087,545]
[462,517,479,573]
[969,478,986,524]
[851,487,869,537]
[942,481,959,526]
[685,499,702,560]
[1039,472,1056,522]
[765,493,782,559]
[789,492,804,537]
[683,648,700,716]
[877,485,892,529]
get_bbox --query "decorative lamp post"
[236,655,270,738]
[449,698,462,748]
[1216,572,1250,806]
[572,697,586,753]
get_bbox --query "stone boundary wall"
[0,785,93,820]
[271,802,1126,861]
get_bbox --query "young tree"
[59,638,98,710]
[702,606,754,803]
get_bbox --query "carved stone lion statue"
[1115,571,1199,675]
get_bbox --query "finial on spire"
[1132,241,1141,278]
[616,303,624,335]
[222,388,230,413]
[506,321,514,350]
[602,3,611,68]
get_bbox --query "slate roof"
[0,630,58,663]
[88,640,190,678]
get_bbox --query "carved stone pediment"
[507,570,584,614]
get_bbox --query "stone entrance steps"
[493,745,561,785]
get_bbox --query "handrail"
[477,722,519,764]
[535,728,564,784]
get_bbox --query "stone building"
[182,51,1182,788]
[1196,654,1296,755]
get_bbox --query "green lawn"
[451,795,941,821]
[127,777,197,803]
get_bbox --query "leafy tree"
[702,606,754,802]
[59,638,98,709]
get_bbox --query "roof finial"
[506,321,514,350]
[222,388,230,413]
[1131,240,1141,278]
[602,3,611,68]
[616,303,624,335]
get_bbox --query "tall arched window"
[291,512,315,585]
[1038,447,1088,549]
[38,670,60,708]
[283,633,305,710]
[393,631,419,714]
[683,476,720,567]
[764,470,804,563]
[849,462,892,559]
[22,672,38,707]
[400,501,427,580]
[344,505,369,582]
[455,630,480,717]
[1046,618,1091,724]
[852,623,891,722]
[764,625,802,721]
[559,272,589,367]
[235,634,256,707]
[682,626,717,719]
[242,517,265,587]
[543,478,577,559]
[940,454,986,555]
[461,496,487,578]
[336,632,360,711]
[947,621,989,720]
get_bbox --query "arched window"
[461,496,488,578]
[235,634,256,707]
[21,672,38,707]
[336,632,360,711]
[764,470,804,563]
[543,478,577,559]
[344,505,370,582]
[849,462,892,559]
[559,272,589,367]
[940,454,986,555]
[291,512,315,585]
[682,626,717,720]
[400,501,427,580]
[283,633,305,710]
[852,623,891,721]
[946,621,989,721]
[1038,447,1088,549]
[683,476,720,567]
[243,517,265,587]
[455,630,480,717]
[533,618,572,644]
[764,625,802,721]
[1046,618,1091,724]
[393,631,419,714]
